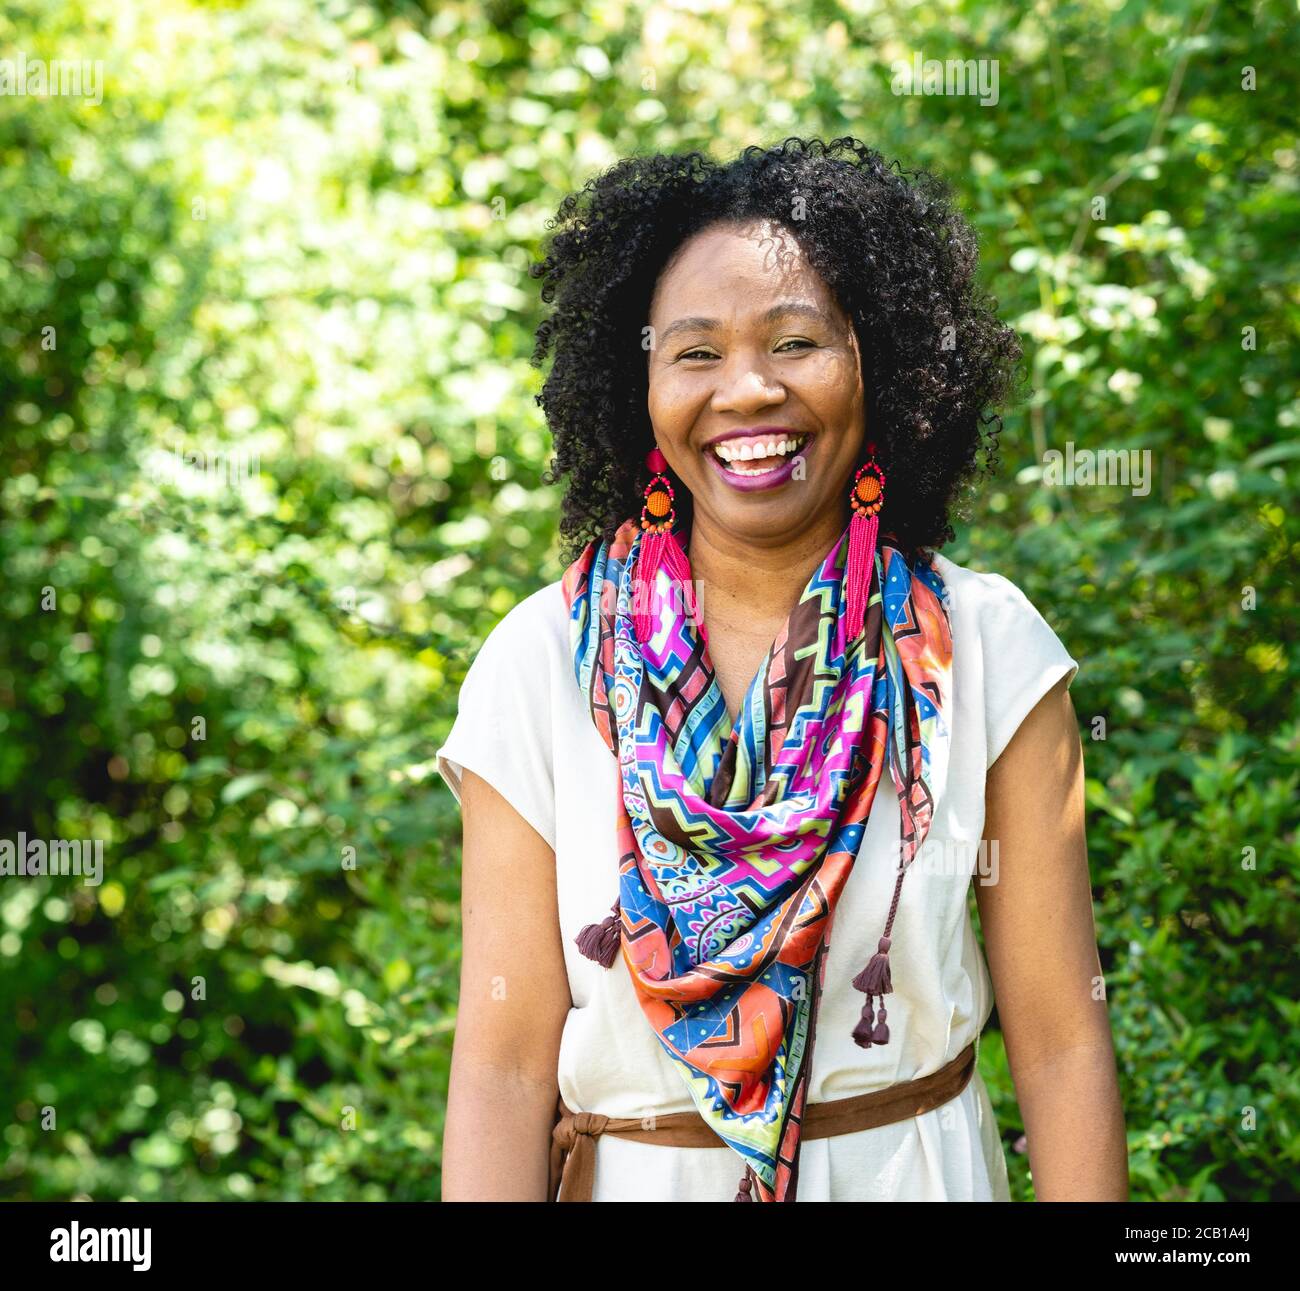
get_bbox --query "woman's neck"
[686,506,847,637]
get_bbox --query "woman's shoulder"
[928,549,1079,763]
[467,579,571,675]
[929,549,1067,643]
[454,578,577,721]
[437,579,571,847]
[930,547,1033,603]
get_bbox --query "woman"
[436,137,1128,1202]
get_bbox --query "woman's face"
[646,218,866,551]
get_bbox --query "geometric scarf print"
[560,516,952,1202]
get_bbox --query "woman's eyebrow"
[658,300,828,345]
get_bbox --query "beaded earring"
[632,446,691,646]
[844,441,886,645]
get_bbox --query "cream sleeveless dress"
[436,551,1078,1201]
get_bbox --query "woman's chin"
[693,490,838,549]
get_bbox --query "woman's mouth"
[704,430,811,492]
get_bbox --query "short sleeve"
[975,572,1079,767]
[435,587,560,850]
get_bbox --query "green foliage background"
[0,0,1295,1201]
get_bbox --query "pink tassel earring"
[844,441,885,645]
[633,446,692,646]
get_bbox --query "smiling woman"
[436,137,1128,1203]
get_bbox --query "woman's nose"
[710,361,787,415]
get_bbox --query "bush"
[1,0,1296,1200]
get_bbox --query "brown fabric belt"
[548,1039,977,1202]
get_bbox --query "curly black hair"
[529,136,1024,560]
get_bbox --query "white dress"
[436,551,1079,1201]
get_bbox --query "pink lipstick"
[702,426,812,493]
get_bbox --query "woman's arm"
[442,768,571,1201]
[976,673,1129,1200]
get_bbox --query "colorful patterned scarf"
[560,517,953,1201]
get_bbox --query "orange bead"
[856,475,881,503]
[647,490,671,518]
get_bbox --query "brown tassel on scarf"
[852,866,907,1047]
[852,934,893,998]
[734,1166,754,1201]
[575,898,622,968]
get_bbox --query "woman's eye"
[675,340,813,361]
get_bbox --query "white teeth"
[712,434,807,465]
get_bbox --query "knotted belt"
[548,1040,977,1202]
